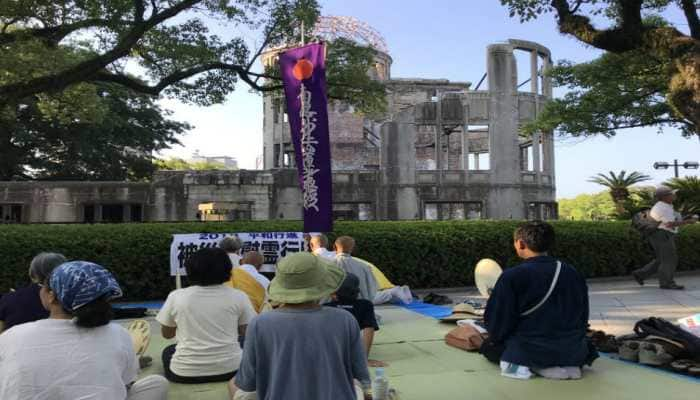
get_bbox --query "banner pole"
[175,268,182,289]
[301,20,305,46]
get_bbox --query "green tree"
[2,83,187,180]
[524,44,695,138]
[588,170,652,215]
[0,0,386,114]
[154,158,227,171]
[502,0,700,136]
[665,176,700,214]
[558,191,617,220]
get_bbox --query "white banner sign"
[170,232,306,276]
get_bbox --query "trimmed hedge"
[1,221,699,300]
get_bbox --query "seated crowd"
[0,221,596,400]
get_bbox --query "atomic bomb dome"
[311,16,389,55]
[261,16,392,81]
[0,33,558,223]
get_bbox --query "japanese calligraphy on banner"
[279,43,333,233]
[169,232,306,276]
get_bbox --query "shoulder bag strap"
[521,261,561,317]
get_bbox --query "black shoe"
[660,283,685,290]
[422,293,436,304]
[433,294,453,305]
[632,272,645,286]
[422,292,453,305]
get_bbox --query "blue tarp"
[113,301,164,309]
[397,301,453,319]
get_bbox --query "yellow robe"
[226,268,266,313]
[354,257,395,290]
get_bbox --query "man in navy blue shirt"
[0,284,48,333]
[481,221,597,379]
[0,253,67,333]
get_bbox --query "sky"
[158,0,700,199]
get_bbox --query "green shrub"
[1,221,698,300]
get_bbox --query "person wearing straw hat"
[229,252,371,400]
[0,261,168,400]
[632,185,699,290]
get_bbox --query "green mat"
[133,307,699,400]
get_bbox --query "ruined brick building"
[0,18,556,224]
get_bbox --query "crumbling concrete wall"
[0,39,557,224]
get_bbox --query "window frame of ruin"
[0,203,23,224]
[332,202,375,221]
[526,202,558,221]
[422,201,484,220]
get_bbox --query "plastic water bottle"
[372,368,389,400]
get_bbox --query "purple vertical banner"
[278,43,333,233]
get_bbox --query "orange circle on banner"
[293,59,314,80]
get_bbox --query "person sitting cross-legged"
[334,236,378,303]
[309,233,337,260]
[220,236,244,268]
[157,247,257,384]
[227,251,270,314]
[311,234,411,305]
[0,261,168,400]
[229,252,372,400]
[0,252,67,334]
[363,261,413,305]
[324,272,387,368]
[238,251,271,290]
[480,221,598,380]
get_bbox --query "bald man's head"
[334,236,356,255]
[241,251,264,269]
[309,234,329,251]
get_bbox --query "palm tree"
[588,170,652,216]
[665,176,700,215]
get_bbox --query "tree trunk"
[552,2,700,134]
[667,37,700,132]
[0,106,26,180]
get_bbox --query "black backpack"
[631,208,661,237]
[634,317,700,361]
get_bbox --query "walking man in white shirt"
[632,186,699,290]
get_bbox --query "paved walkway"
[432,274,700,336]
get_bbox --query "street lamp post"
[653,159,699,178]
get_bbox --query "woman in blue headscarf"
[0,261,168,400]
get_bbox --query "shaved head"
[334,236,356,254]
[309,234,329,251]
[241,251,264,269]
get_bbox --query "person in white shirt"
[309,234,337,260]
[0,261,168,400]
[220,236,243,267]
[239,251,271,289]
[157,247,257,383]
[632,186,699,290]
